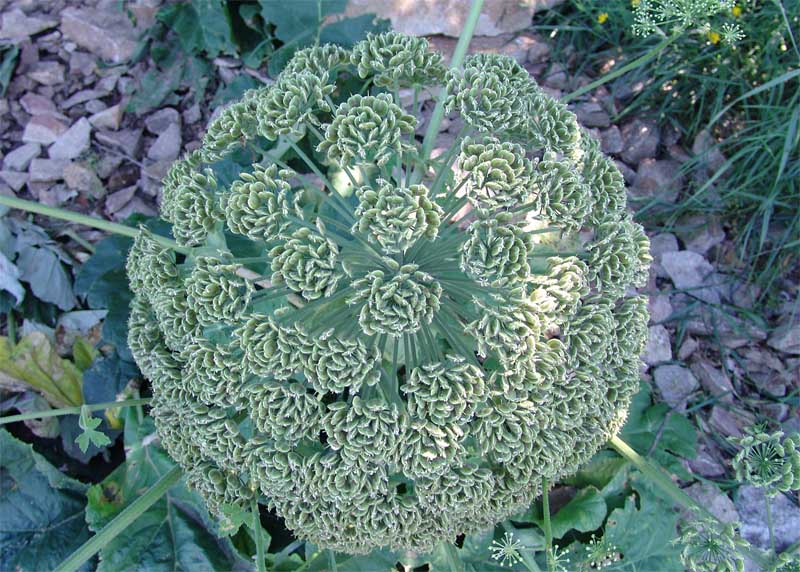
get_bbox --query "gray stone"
[661,250,714,291]
[709,406,753,438]
[690,360,734,403]
[22,115,68,145]
[343,0,564,37]
[684,482,738,523]
[767,323,800,355]
[620,119,660,165]
[675,214,725,256]
[28,158,69,183]
[61,89,106,108]
[144,107,180,135]
[27,61,65,85]
[648,232,679,279]
[48,118,91,160]
[84,100,107,115]
[112,196,157,220]
[3,142,40,171]
[146,122,181,161]
[736,485,800,551]
[677,336,699,361]
[37,184,77,207]
[104,185,136,215]
[19,93,60,116]
[88,104,123,130]
[614,159,636,184]
[653,364,698,409]
[60,6,138,64]
[0,9,58,40]
[0,171,28,192]
[527,41,550,63]
[573,101,610,128]
[648,294,673,324]
[95,128,143,156]
[631,159,683,204]
[68,51,98,77]
[63,162,104,198]
[600,125,623,155]
[686,444,726,478]
[182,103,201,125]
[643,325,671,366]
[542,62,568,90]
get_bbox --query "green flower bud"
[323,397,401,464]
[587,215,652,297]
[678,517,747,572]
[534,152,592,232]
[270,223,342,301]
[354,180,442,254]
[223,164,294,242]
[732,428,800,494]
[458,136,534,210]
[248,381,325,445]
[256,72,334,140]
[351,31,446,88]
[171,168,224,247]
[185,256,253,327]
[317,93,416,167]
[284,44,351,78]
[348,262,442,336]
[460,213,534,287]
[202,88,263,161]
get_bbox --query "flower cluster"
[128,31,651,555]
[731,427,800,495]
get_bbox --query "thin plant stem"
[0,398,152,426]
[562,33,679,103]
[328,549,338,572]
[765,494,776,555]
[56,465,182,572]
[0,195,185,253]
[252,498,267,572]
[6,310,15,347]
[412,0,485,183]
[541,477,555,572]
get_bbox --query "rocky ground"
[0,0,798,562]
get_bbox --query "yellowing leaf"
[0,332,83,408]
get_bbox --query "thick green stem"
[252,498,267,572]
[6,310,16,347]
[56,465,182,572]
[0,195,184,253]
[562,33,678,103]
[541,477,555,572]
[0,398,152,426]
[412,0,485,184]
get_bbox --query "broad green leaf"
[211,74,261,107]
[619,381,697,476]
[86,410,244,572]
[601,474,682,571]
[127,59,185,115]
[0,429,92,572]
[0,332,83,407]
[158,1,235,57]
[258,0,346,43]
[548,486,608,539]
[74,235,132,298]
[564,450,627,490]
[72,337,99,371]
[319,13,389,47]
[0,391,59,438]
[0,250,24,305]
[81,353,139,429]
[16,246,77,310]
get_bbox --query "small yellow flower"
[598,12,609,24]
[732,4,743,16]
[631,0,640,5]
[708,31,721,44]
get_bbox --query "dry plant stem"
[56,465,182,572]
[412,0,485,184]
[0,398,152,425]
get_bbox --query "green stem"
[0,194,185,253]
[56,465,182,572]
[6,310,16,347]
[541,477,555,572]
[412,0,485,184]
[562,33,679,103]
[252,498,266,572]
[328,549,338,572]
[0,398,152,426]
[765,493,776,556]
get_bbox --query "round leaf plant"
[125,31,652,554]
